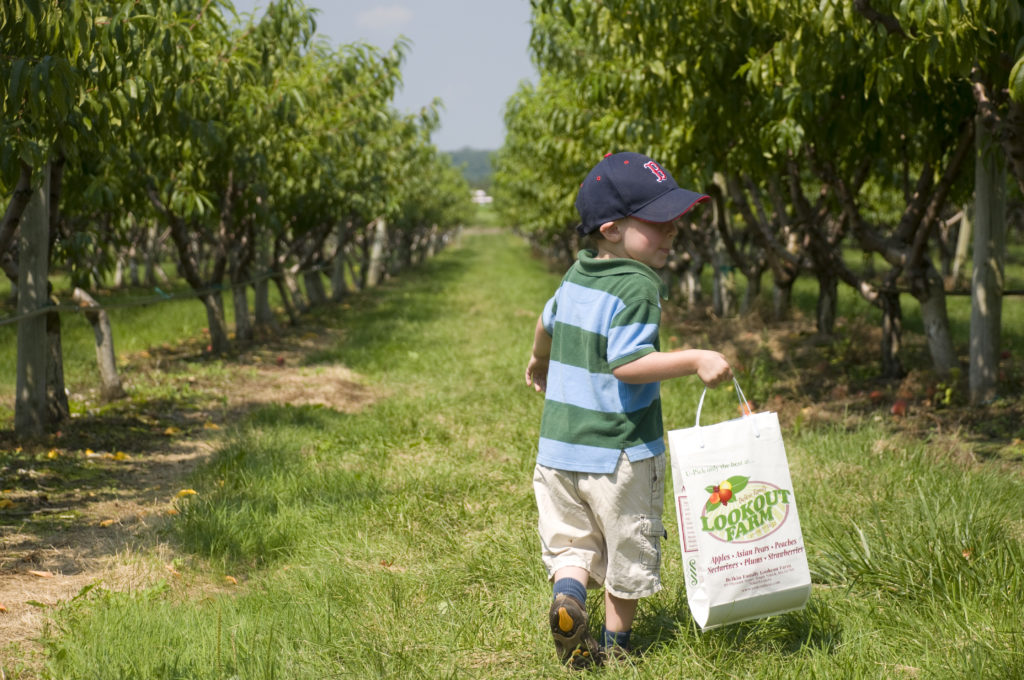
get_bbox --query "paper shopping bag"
[667,379,811,631]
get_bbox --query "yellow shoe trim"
[558,606,574,633]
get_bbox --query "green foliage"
[496,0,1022,380]
[2,0,473,359]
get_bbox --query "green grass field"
[2,231,1023,678]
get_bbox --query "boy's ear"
[598,221,620,242]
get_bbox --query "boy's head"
[574,151,708,238]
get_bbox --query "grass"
[0,269,309,417]
[3,231,1023,678]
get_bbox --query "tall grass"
[13,232,1024,679]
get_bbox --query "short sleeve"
[606,299,660,369]
[541,295,557,335]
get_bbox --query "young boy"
[525,151,732,668]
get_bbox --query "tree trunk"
[15,165,50,436]
[232,282,253,343]
[970,119,1007,404]
[201,292,230,354]
[915,264,958,378]
[46,304,69,425]
[304,269,328,306]
[273,274,300,325]
[772,276,794,322]
[426,225,440,258]
[331,239,349,301]
[740,262,763,315]
[709,185,736,318]
[365,218,388,288]
[679,255,703,310]
[144,225,171,286]
[44,159,69,424]
[331,253,348,301]
[0,161,32,257]
[712,263,735,318]
[880,291,905,379]
[815,271,838,336]
[283,265,307,313]
[72,287,126,401]
[253,275,279,333]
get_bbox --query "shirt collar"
[576,249,669,299]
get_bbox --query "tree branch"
[852,0,909,38]
[908,118,975,271]
[0,162,33,255]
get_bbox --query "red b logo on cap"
[644,161,667,182]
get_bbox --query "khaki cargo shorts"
[533,453,666,599]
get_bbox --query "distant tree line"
[446,148,495,190]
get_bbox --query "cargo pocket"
[639,515,665,569]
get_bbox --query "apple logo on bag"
[700,476,793,543]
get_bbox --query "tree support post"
[73,287,126,401]
[15,165,50,436]
[969,118,1007,405]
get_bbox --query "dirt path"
[0,326,378,668]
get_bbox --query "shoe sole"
[549,596,600,669]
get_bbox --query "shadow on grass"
[667,307,1024,462]
[638,594,843,658]
[0,394,367,574]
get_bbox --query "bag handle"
[694,377,759,448]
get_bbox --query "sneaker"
[598,644,638,664]
[549,594,601,669]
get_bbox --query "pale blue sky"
[230,0,538,151]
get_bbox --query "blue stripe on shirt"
[553,282,625,336]
[537,437,665,474]
[546,360,660,413]
[607,322,658,364]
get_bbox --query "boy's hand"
[697,351,732,388]
[525,354,549,393]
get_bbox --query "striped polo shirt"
[537,250,668,473]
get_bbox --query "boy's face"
[600,216,679,269]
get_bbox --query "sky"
[229,0,538,151]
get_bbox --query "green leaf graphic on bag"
[705,475,750,511]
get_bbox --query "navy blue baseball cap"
[574,152,709,236]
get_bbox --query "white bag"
[668,379,811,630]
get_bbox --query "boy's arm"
[525,314,552,393]
[612,348,732,387]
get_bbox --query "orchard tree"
[509,0,1021,382]
[842,0,1023,398]
[1,0,126,433]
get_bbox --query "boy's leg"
[549,566,600,668]
[535,465,605,668]
[554,566,590,589]
[604,591,637,633]
[588,454,666,658]
[602,592,637,657]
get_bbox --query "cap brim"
[632,189,710,224]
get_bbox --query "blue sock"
[602,626,631,649]
[552,578,587,606]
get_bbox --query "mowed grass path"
[23,231,1024,678]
